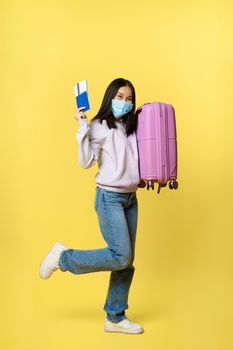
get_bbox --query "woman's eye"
[117,95,132,102]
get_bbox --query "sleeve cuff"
[79,118,88,127]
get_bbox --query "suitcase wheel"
[169,181,173,190]
[138,180,146,188]
[169,180,179,190]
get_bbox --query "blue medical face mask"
[111,99,133,118]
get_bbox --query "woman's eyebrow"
[118,93,133,98]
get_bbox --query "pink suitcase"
[135,102,178,194]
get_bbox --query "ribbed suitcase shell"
[135,102,178,193]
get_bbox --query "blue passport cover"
[76,91,90,112]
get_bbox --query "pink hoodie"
[76,118,140,193]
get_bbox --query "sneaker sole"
[104,325,144,334]
[39,243,62,279]
[39,253,56,279]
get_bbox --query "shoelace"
[124,318,134,325]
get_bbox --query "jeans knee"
[116,254,131,269]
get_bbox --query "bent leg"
[59,189,132,275]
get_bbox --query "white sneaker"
[104,317,144,334]
[39,242,69,279]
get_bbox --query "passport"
[73,80,90,112]
[76,91,90,112]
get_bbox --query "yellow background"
[1,0,233,349]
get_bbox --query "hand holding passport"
[73,80,90,113]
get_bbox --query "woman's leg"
[59,187,132,276]
[103,191,138,323]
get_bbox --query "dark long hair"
[91,78,138,137]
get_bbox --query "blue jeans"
[59,186,138,323]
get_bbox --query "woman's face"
[113,86,133,104]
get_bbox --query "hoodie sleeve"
[76,118,102,169]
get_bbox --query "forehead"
[117,86,133,96]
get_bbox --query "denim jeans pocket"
[104,190,120,197]
[103,190,124,202]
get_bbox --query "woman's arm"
[76,118,101,169]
